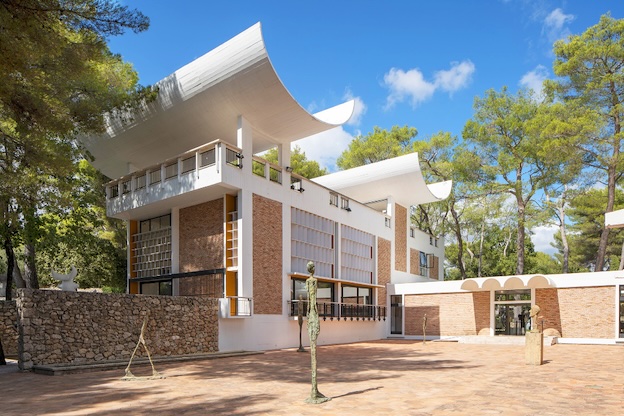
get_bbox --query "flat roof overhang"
[81,22,354,179]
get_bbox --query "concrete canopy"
[312,152,452,207]
[81,22,354,179]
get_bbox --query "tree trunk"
[450,205,467,279]
[478,219,485,278]
[13,260,26,289]
[558,203,569,273]
[595,164,616,271]
[23,242,39,289]
[3,235,15,301]
[516,199,526,275]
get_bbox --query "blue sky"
[110,0,623,171]
[109,0,623,254]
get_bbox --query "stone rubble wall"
[17,289,218,370]
[0,300,18,356]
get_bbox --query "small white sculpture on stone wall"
[51,266,79,292]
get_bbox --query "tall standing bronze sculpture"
[305,261,331,404]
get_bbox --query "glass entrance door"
[390,295,403,334]
[495,304,531,335]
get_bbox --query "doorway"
[494,289,531,336]
[390,295,403,334]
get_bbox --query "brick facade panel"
[410,249,420,275]
[395,204,407,272]
[405,292,490,336]
[179,199,224,272]
[536,287,615,338]
[253,194,283,315]
[377,238,391,307]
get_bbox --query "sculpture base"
[305,395,331,404]
[525,331,543,366]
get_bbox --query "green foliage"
[336,125,416,169]
[547,12,624,269]
[566,188,624,271]
[462,87,572,274]
[260,145,328,179]
[35,161,127,290]
[0,1,154,290]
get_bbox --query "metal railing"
[228,296,252,317]
[288,300,386,321]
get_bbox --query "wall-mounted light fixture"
[345,207,352,212]
[298,188,305,193]
[285,166,293,172]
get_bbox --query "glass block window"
[340,224,374,284]
[291,208,335,278]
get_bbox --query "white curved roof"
[312,152,452,207]
[81,23,354,178]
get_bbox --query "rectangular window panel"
[181,155,196,174]
[150,169,161,184]
[136,174,146,189]
[165,163,177,179]
[200,149,216,167]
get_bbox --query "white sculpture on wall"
[51,266,79,291]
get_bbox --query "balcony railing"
[218,296,252,318]
[288,300,386,321]
[105,140,243,203]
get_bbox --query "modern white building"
[82,23,450,351]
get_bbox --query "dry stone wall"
[0,300,18,356]
[17,289,218,370]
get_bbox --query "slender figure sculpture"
[305,261,330,404]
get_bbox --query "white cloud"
[531,225,558,255]
[434,60,476,93]
[543,8,575,43]
[293,127,354,172]
[343,89,367,126]
[519,65,549,100]
[383,60,475,109]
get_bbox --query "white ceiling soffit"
[312,152,452,207]
[81,22,354,179]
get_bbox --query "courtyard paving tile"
[0,340,622,415]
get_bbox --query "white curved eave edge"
[313,100,355,125]
[605,209,624,229]
[81,22,354,179]
[312,152,453,207]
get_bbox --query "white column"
[237,116,254,302]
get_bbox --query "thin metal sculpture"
[297,294,306,352]
[422,313,428,344]
[305,261,330,404]
[122,315,164,381]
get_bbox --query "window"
[136,173,146,190]
[181,155,196,174]
[134,214,172,278]
[341,197,351,211]
[385,217,391,228]
[420,252,432,278]
[329,193,338,207]
[200,149,216,167]
[140,280,172,296]
[110,184,119,198]
[410,228,415,238]
[121,179,131,194]
[150,169,161,185]
[341,285,371,305]
[165,162,178,179]
[291,278,335,317]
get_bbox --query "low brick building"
[390,271,624,342]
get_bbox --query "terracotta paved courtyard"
[0,340,622,415]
